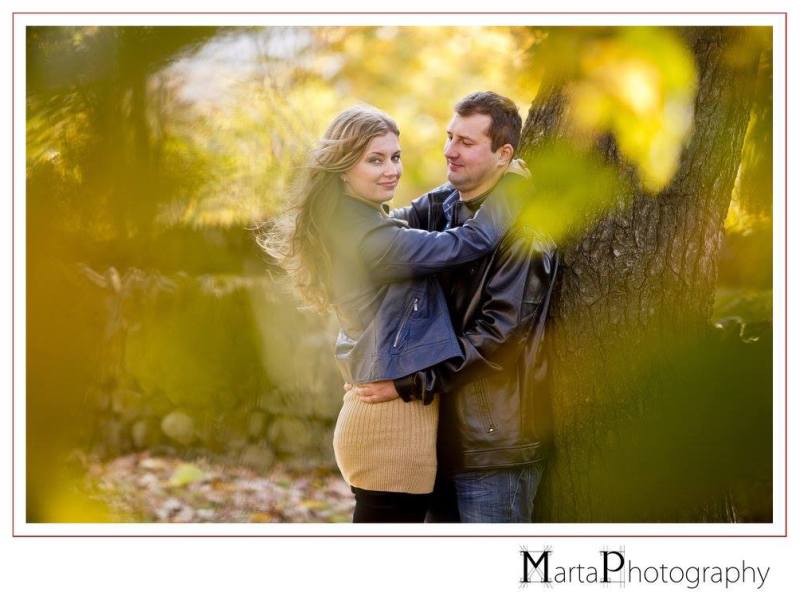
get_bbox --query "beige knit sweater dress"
[333,388,438,494]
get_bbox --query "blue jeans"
[427,462,545,523]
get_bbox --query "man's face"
[444,112,500,195]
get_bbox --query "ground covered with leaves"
[84,451,355,523]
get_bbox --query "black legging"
[351,487,431,523]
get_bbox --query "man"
[354,91,559,523]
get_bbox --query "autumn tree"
[517,26,772,522]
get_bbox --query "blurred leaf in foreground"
[167,463,205,488]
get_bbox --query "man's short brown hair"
[454,91,522,153]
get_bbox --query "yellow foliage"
[725,196,772,235]
[30,26,745,230]
[32,479,115,523]
[155,26,545,227]
[565,27,697,192]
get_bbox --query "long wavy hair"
[258,105,400,313]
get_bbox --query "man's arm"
[387,205,417,225]
[388,182,453,228]
[388,203,424,228]
[358,174,526,283]
[396,230,558,403]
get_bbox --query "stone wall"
[80,265,343,472]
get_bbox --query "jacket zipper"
[476,378,497,434]
[392,297,419,348]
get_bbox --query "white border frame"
[12,11,788,538]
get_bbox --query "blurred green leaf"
[167,463,205,487]
[519,139,630,242]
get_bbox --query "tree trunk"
[519,27,766,522]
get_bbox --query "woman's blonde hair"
[258,105,399,313]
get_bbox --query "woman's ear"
[341,174,353,195]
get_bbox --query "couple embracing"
[264,91,559,523]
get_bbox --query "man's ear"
[496,143,515,167]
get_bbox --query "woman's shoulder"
[337,195,387,222]
[325,196,396,255]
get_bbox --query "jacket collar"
[441,188,461,227]
[442,187,492,227]
[343,193,391,215]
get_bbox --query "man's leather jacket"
[391,182,559,473]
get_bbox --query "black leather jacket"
[391,181,559,472]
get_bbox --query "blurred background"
[24,26,772,523]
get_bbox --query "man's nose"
[444,140,457,158]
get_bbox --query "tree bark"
[519,27,766,522]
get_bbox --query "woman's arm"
[358,173,527,282]
[356,241,559,404]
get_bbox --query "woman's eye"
[369,158,382,165]
[391,155,401,162]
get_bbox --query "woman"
[261,105,523,522]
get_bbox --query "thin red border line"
[9,11,790,15]
[11,11,15,537]
[9,536,786,538]
[784,10,789,538]
[11,13,789,538]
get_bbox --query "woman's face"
[342,132,402,204]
